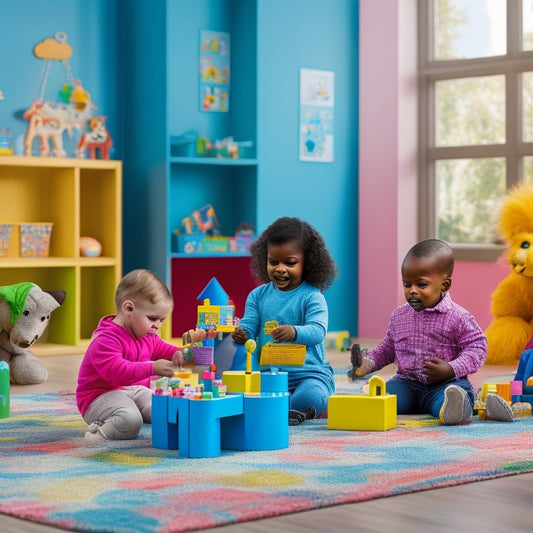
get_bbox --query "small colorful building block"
[327,375,397,431]
[0,361,9,419]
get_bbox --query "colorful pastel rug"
[1,384,533,532]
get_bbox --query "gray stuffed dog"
[0,282,66,384]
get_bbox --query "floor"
[1,340,532,532]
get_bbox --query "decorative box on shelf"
[174,233,230,254]
[0,224,13,257]
[19,223,53,257]
[0,222,53,258]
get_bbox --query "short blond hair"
[114,269,173,311]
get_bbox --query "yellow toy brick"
[328,376,397,431]
[173,370,199,387]
[259,343,306,366]
[222,371,261,394]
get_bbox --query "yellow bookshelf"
[0,156,122,355]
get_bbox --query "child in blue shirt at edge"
[232,216,338,426]
[356,238,487,425]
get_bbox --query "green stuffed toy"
[0,282,66,384]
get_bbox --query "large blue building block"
[221,392,288,450]
[152,369,289,458]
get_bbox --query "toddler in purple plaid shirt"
[356,239,487,425]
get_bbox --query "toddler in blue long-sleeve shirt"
[232,217,338,425]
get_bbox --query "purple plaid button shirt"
[368,293,487,384]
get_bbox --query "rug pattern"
[1,390,533,533]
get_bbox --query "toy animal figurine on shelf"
[77,116,113,159]
[23,100,68,157]
[23,33,96,158]
[485,185,533,364]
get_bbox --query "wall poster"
[299,68,334,162]
[199,30,230,112]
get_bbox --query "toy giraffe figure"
[77,116,113,159]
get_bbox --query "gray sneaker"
[439,385,472,425]
[486,393,515,422]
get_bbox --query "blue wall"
[256,0,359,333]
[0,0,359,335]
[0,0,120,157]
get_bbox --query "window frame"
[418,0,533,261]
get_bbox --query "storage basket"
[0,224,13,257]
[19,223,53,257]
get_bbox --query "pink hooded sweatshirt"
[76,315,177,416]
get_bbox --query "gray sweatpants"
[83,386,152,440]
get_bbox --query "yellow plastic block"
[328,376,397,431]
[173,371,199,387]
[325,330,350,351]
[259,343,306,366]
[222,371,261,394]
[216,325,235,333]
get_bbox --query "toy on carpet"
[0,282,66,384]
[328,375,397,431]
[325,330,351,352]
[0,361,9,418]
[152,363,289,458]
[485,185,533,364]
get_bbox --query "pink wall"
[452,260,508,330]
[358,0,507,337]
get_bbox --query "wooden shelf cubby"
[0,155,122,355]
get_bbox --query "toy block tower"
[197,277,235,332]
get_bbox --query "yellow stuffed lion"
[485,185,533,364]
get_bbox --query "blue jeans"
[385,376,475,418]
[289,376,332,416]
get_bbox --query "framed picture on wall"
[199,30,230,112]
[299,68,334,163]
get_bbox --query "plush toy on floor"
[0,282,66,384]
[485,185,533,364]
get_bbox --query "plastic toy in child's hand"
[232,326,248,345]
[182,327,216,345]
[182,346,194,365]
[347,343,371,381]
[264,320,279,335]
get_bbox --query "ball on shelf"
[80,236,102,257]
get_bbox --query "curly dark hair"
[249,217,338,291]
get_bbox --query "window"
[418,0,533,260]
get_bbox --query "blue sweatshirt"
[237,281,334,393]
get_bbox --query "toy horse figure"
[23,100,67,157]
[77,116,113,159]
[23,100,92,157]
